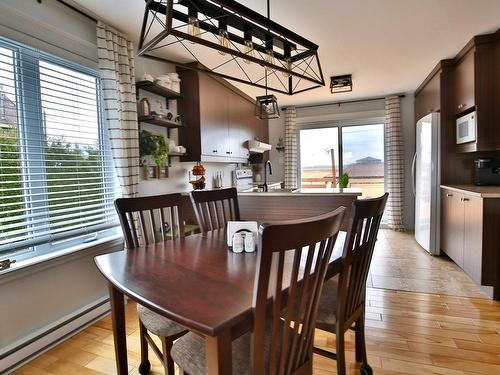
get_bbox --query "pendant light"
[255,0,280,120]
[138,0,325,95]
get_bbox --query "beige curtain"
[97,21,139,198]
[384,96,405,231]
[284,107,298,189]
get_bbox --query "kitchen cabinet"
[462,195,483,285]
[414,66,441,122]
[453,49,475,115]
[440,186,500,289]
[453,31,500,152]
[440,189,464,267]
[177,68,268,163]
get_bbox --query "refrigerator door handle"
[411,152,417,196]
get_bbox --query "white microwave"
[456,111,476,144]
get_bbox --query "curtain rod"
[37,0,98,23]
[281,94,405,111]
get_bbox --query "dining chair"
[314,193,388,375]
[170,207,346,375]
[190,187,241,232]
[114,193,188,375]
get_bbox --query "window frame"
[0,37,119,263]
[297,117,386,190]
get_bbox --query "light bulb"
[265,49,275,71]
[187,16,200,40]
[218,29,230,55]
[243,40,255,64]
[282,57,292,78]
[264,102,273,114]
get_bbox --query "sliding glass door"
[299,122,385,198]
[341,124,385,198]
[299,127,339,189]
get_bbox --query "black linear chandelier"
[137,0,325,95]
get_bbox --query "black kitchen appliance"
[473,158,500,186]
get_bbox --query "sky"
[300,124,384,168]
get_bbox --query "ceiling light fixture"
[137,0,325,95]
[255,0,279,119]
[330,74,353,94]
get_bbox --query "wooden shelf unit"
[136,80,183,99]
[138,115,184,129]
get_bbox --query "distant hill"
[302,156,384,178]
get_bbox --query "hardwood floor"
[369,230,488,298]
[12,288,500,375]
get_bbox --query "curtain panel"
[384,96,405,231]
[284,107,298,189]
[97,21,139,198]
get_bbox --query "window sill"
[0,233,124,279]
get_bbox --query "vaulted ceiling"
[74,0,500,106]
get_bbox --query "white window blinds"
[0,38,119,257]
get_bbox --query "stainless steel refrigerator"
[413,112,440,255]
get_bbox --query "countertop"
[239,188,362,196]
[181,187,362,197]
[440,184,500,198]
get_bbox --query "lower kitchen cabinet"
[441,189,465,267]
[462,195,483,284]
[440,187,499,290]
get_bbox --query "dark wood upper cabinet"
[453,49,475,115]
[414,63,442,122]
[177,69,268,162]
[454,31,500,153]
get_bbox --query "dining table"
[94,229,346,375]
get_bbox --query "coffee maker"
[473,158,500,186]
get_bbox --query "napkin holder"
[227,221,258,247]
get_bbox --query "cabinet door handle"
[212,150,218,153]
[446,193,453,197]
[462,197,469,202]
[226,151,231,154]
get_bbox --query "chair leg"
[335,327,346,375]
[160,336,176,375]
[355,314,373,375]
[138,321,151,374]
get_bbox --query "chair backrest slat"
[337,193,388,327]
[114,193,185,248]
[252,207,345,375]
[190,188,240,232]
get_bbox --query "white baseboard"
[0,297,110,374]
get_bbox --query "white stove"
[233,168,253,191]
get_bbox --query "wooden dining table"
[94,229,346,375]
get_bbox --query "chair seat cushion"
[316,276,339,327]
[171,330,253,375]
[137,304,186,337]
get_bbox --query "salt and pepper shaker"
[232,232,244,253]
[244,232,255,253]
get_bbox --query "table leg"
[108,283,128,375]
[205,329,232,375]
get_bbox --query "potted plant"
[338,173,349,188]
[139,130,169,179]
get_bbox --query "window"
[299,122,385,198]
[0,38,119,262]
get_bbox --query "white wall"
[268,95,416,229]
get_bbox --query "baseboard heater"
[0,297,111,374]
